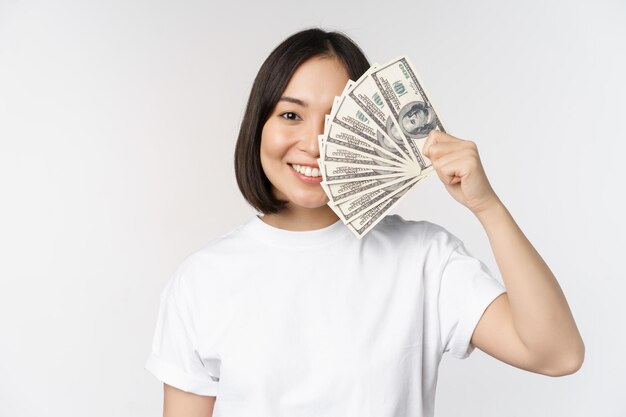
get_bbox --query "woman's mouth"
[289,163,323,183]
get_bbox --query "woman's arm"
[422,130,585,376]
[164,384,216,417]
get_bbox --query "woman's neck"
[259,204,340,231]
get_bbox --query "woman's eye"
[280,112,301,121]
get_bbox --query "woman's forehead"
[281,57,349,105]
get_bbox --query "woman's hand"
[422,129,500,216]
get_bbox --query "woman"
[145,28,584,417]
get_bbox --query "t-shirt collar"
[241,214,351,249]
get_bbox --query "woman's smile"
[288,163,323,183]
[259,55,349,209]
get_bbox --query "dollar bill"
[370,55,445,170]
[329,93,413,163]
[347,68,422,169]
[315,55,444,238]
[324,122,409,167]
[328,176,418,223]
[322,140,406,169]
[321,178,387,205]
[318,160,406,183]
[323,173,425,205]
[344,175,424,239]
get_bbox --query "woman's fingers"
[424,136,480,186]
[423,131,475,160]
[420,130,496,213]
[441,157,476,185]
[430,152,467,185]
[422,130,461,156]
[423,140,473,162]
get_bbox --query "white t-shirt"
[145,214,506,417]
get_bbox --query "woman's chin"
[291,202,328,210]
[287,197,330,210]
[283,190,328,209]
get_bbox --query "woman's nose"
[301,118,324,156]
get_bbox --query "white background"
[1,0,624,416]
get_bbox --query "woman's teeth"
[291,163,321,177]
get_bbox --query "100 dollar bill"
[328,176,417,223]
[324,122,409,167]
[329,94,412,163]
[343,175,425,238]
[323,173,423,205]
[347,65,422,170]
[319,160,405,183]
[370,56,445,170]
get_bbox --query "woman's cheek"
[260,121,280,156]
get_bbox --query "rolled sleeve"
[144,270,219,396]
[145,353,218,396]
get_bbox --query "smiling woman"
[233,29,370,230]
[259,56,349,224]
[145,27,583,417]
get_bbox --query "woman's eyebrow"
[278,96,308,107]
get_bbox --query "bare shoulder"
[164,383,216,417]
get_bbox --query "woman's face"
[260,56,350,210]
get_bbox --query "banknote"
[370,55,445,170]
[344,175,425,238]
[317,55,443,238]
[324,121,409,167]
[322,140,406,169]
[348,65,422,168]
[323,173,425,206]
[319,160,405,183]
[329,94,413,163]
[328,176,418,223]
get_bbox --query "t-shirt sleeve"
[144,269,219,396]
[438,242,507,359]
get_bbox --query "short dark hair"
[234,28,371,214]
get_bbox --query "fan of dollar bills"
[317,56,446,239]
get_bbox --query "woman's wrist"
[473,196,508,226]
